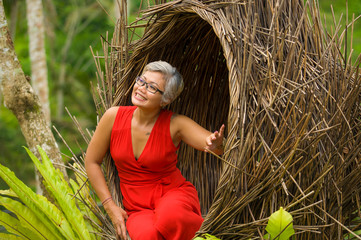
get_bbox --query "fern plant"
[0,146,104,240]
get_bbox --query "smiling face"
[131,71,166,110]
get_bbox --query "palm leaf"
[0,195,55,240]
[0,209,40,240]
[0,189,17,198]
[0,163,75,240]
[25,146,94,240]
[0,232,24,239]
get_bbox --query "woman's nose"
[137,83,147,92]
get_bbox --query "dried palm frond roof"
[86,0,361,239]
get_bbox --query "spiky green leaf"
[0,163,75,240]
[0,209,39,240]
[26,146,94,240]
[0,189,18,198]
[0,195,55,240]
[0,232,24,239]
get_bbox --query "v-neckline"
[130,108,162,161]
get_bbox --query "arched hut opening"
[88,0,361,239]
[112,9,231,215]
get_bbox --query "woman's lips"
[134,92,147,101]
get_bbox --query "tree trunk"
[26,0,50,124]
[9,0,18,40]
[0,0,68,196]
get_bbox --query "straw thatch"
[85,0,361,239]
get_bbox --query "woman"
[85,61,225,240]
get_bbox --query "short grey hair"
[143,61,184,106]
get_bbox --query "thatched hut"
[89,0,361,239]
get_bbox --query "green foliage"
[264,207,295,240]
[0,158,73,239]
[344,215,361,239]
[0,232,23,239]
[317,0,361,63]
[0,197,51,240]
[0,209,40,239]
[26,147,95,239]
[0,106,33,190]
[344,230,361,240]
[1,0,116,190]
[0,146,101,239]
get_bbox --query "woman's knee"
[126,211,164,240]
[155,202,203,228]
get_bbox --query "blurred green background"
[0,0,360,190]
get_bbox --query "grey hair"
[143,61,184,106]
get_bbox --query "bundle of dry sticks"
[74,0,361,239]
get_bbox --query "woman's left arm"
[171,115,225,155]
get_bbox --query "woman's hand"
[170,114,226,155]
[205,124,225,154]
[104,201,129,240]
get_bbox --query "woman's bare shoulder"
[170,113,198,135]
[171,113,194,125]
[98,106,119,124]
[105,106,120,115]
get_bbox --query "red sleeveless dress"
[110,106,203,240]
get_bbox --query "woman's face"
[131,71,165,110]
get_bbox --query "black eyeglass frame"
[135,76,164,95]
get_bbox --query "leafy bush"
[0,146,103,239]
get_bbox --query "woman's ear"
[160,99,171,108]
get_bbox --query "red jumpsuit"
[110,106,203,240]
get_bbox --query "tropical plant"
[0,146,110,239]
[265,207,295,240]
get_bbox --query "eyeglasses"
[135,76,164,95]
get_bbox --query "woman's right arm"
[84,107,128,240]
